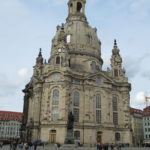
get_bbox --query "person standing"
[110,143,114,150]
[0,142,3,149]
[97,143,100,150]
[24,142,28,150]
[34,143,37,150]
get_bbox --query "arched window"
[91,61,96,70]
[74,131,80,140]
[52,89,59,105]
[96,94,101,124]
[112,96,118,125]
[69,3,73,13]
[114,69,118,77]
[112,97,118,111]
[56,56,60,64]
[77,2,82,12]
[66,35,71,43]
[96,94,101,108]
[73,108,79,122]
[87,35,92,44]
[51,107,59,121]
[73,91,80,106]
[115,132,121,141]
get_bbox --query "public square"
[1,145,150,150]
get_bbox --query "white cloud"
[18,68,28,78]
[131,91,150,109]
[135,91,145,104]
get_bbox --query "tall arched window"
[69,3,73,13]
[114,69,118,77]
[74,131,80,140]
[115,132,121,141]
[73,91,80,122]
[112,97,118,111]
[52,89,59,105]
[73,91,80,106]
[96,94,101,124]
[51,107,58,121]
[77,2,82,12]
[112,96,118,125]
[91,61,96,70]
[56,56,60,64]
[96,94,101,108]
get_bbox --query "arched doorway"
[97,131,102,144]
[50,130,56,143]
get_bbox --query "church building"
[21,0,132,145]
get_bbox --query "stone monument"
[60,111,77,150]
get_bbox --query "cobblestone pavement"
[1,145,150,150]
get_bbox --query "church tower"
[22,0,132,145]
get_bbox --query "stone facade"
[22,0,132,146]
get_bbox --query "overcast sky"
[0,0,150,112]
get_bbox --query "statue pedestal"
[60,144,77,150]
[64,129,74,144]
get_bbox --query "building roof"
[130,107,143,115]
[0,111,22,122]
[143,106,150,117]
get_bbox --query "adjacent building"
[0,111,22,141]
[22,0,132,145]
[143,106,150,143]
[130,107,143,146]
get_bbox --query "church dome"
[50,0,103,71]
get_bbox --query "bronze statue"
[67,111,74,130]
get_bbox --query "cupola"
[67,0,87,22]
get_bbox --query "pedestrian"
[118,144,121,150]
[28,142,33,150]
[13,141,17,150]
[10,142,13,150]
[34,143,37,150]
[99,143,103,150]
[96,143,100,150]
[0,142,3,148]
[110,143,114,150]
[54,143,58,150]
[18,142,23,150]
[24,142,28,150]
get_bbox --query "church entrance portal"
[50,130,56,143]
[97,131,102,144]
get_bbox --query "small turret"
[36,48,43,66]
[111,40,125,78]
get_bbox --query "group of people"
[10,141,39,150]
[97,143,122,150]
